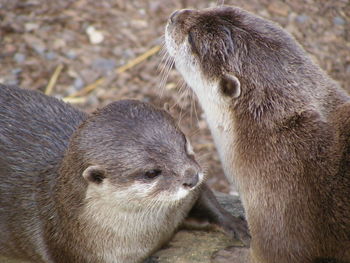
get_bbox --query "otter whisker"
[158,53,175,98]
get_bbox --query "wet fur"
[166,6,350,263]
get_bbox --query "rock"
[25,23,39,32]
[3,76,19,86]
[212,246,250,263]
[130,19,148,29]
[92,58,116,74]
[45,51,56,60]
[4,44,16,56]
[23,34,46,56]
[86,26,104,45]
[80,68,100,83]
[66,50,77,60]
[53,39,66,50]
[295,14,309,24]
[147,193,246,263]
[333,16,345,26]
[73,77,85,90]
[13,53,26,63]
[11,68,22,75]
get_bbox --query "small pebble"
[295,14,309,24]
[45,51,56,60]
[138,8,146,16]
[11,68,22,75]
[80,68,100,83]
[13,53,26,63]
[5,78,19,86]
[66,50,77,60]
[33,45,46,56]
[5,44,16,55]
[142,97,151,103]
[92,58,116,73]
[73,78,85,90]
[25,23,39,32]
[333,16,345,26]
[86,26,104,45]
[53,39,66,49]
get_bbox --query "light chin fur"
[81,178,198,263]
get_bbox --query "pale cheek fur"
[86,180,158,207]
[82,180,188,263]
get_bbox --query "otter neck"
[179,67,236,182]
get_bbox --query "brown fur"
[165,6,350,263]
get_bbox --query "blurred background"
[0,0,349,193]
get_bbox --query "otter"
[165,6,350,263]
[0,84,249,263]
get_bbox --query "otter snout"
[183,169,200,189]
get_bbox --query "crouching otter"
[0,84,249,263]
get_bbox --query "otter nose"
[183,172,199,189]
[169,9,194,24]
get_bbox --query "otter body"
[0,85,201,263]
[166,6,350,263]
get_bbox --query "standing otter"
[165,6,350,263]
[0,84,248,263]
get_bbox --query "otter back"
[0,84,87,261]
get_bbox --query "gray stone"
[295,14,309,24]
[13,53,26,63]
[45,51,56,60]
[66,50,77,60]
[73,77,85,90]
[147,193,246,263]
[333,16,345,26]
[80,68,100,83]
[91,58,116,74]
[4,78,19,86]
[33,45,46,56]
[11,68,22,75]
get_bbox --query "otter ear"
[219,74,241,99]
[82,165,106,185]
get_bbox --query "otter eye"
[144,169,162,179]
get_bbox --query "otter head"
[165,6,309,120]
[61,100,203,210]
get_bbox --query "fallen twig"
[62,97,87,104]
[45,64,64,95]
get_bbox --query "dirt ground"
[1,0,349,193]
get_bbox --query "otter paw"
[221,216,251,247]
